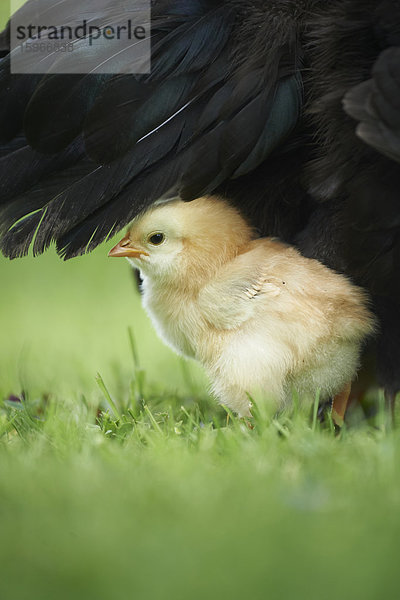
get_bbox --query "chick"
[109,197,376,424]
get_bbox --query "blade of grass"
[96,373,122,421]
[128,327,146,399]
[180,405,199,429]
[144,405,164,435]
[312,389,321,432]
[128,326,140,369]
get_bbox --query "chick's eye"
[148,232,165,246]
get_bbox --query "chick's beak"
[108,235,148,259]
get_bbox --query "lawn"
[1,5,400,600]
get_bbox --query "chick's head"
[110,201,185,277]
[109,197,254,285]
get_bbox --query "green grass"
[1,5,400,599]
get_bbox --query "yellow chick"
[109,197,376,424]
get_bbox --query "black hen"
[0,0,399,398]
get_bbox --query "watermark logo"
[10,0,151,74]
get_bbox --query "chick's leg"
[217,385,252,419]
[332,382,352,428]
[210,376,253,418]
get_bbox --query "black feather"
[344,47,400,163]
[84,74,196,163]
[0,139,84,206]
[181,71,302,199]
[0,57,41,142]
[149,4,234,80]
[0,20,9,57]
[24,75,111,154]
[57,157,183,259]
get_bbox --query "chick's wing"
[197,247,282,330]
